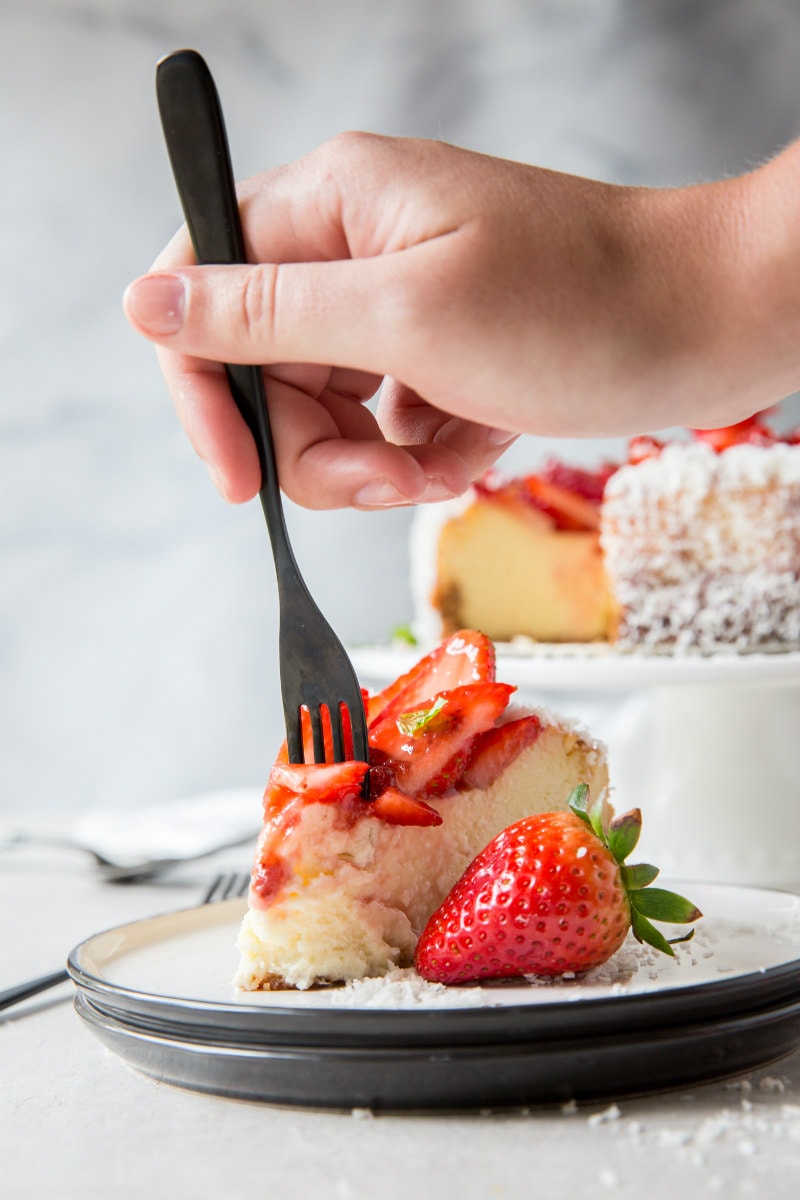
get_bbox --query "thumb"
[123,255,420,375]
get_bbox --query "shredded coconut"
[595,1074,800,1172]
[329,968,495,1009]
[601,442,800,651]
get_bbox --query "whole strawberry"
[414,785,701,984]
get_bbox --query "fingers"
[157,348,472,509]
[123,244,444,381]
[156,349,261,503]
[377,378,519,481]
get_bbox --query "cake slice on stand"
[236,630,608,990]
[411,462,617,645]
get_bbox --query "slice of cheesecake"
[411,462,617,645]
[236,631,609,990]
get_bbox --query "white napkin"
[71,787,263,866]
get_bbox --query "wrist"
[615,152,800,430]
[734,144,800,410]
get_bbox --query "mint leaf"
[396,696,448,737]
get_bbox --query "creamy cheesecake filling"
[434,498,613,642]
[412,491,614,644]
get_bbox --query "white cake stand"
[349,644,800,890]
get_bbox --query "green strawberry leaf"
[567,783,607,844]
[629,887,703,925]
[607,809,642,864]
[567,783,590,815]
[567,783,593,831]
[588,793,606,842]
[630,907,675,956]
[620,862,659,891]
[396,696,448,737]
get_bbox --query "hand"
[124,133,800,508]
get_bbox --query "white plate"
[70,882,800,1015]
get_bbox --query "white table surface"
[3,838,800,1200]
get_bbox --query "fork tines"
[288,698,370,767]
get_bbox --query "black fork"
[156,49,369,770]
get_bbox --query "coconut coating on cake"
[601,441,800,651]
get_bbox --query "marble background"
[2,0,800,820]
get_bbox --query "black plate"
[75,989,800,1111]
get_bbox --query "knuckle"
[325,129,383,162]
[239,264,279,350]
[311,130,389,185]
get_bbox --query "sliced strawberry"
[457,714,543,791]
[370,630,496,723]
[369,681,515,798]
[539,459,617,503]
[691,417,777,452]
[627,434,665,465]
[274,693,369,765]
[268,760,368,806]
[370,785,443,827]
[264,759,441,830]
[518,475,601,532]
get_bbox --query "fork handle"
[0,969,70,1012]
[155,49,293,575]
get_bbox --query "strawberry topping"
[691,415,778,452]
[369,629,495,721]
[474,462,615,532]
[627,434,665,464]
[456,714,543,791]
[254,634,522,866]
[369,681,515,798]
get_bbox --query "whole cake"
[236,631,608,990]
[411,417,800,653]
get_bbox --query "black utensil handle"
[155,49,292,567]
[156,49,246,268]
[0,969,70,1012]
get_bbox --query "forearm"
[615,141,800,432]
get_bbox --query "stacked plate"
[68,882,800,1111]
